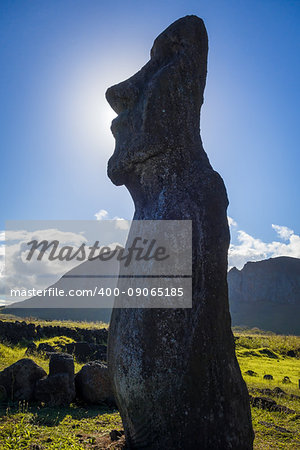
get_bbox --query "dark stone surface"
[35,373,74,406]
[258,348,278,358]
[25,342,37,355]
[251,386,299,401]
[49,352,74,378]
[249,395,295,414]
[0,320,36,344]
[35,353,75,406]
[64,342,107,363]
[249,395,277,410]
[0,358,46,402]
[110,430,124,441]
[272,387,286,396]
[75,361,114,404]
[106,15,253,450]
[37,342,56,355]
[263,374,274,380]
[0,385,7,402]
[282,376,291,384]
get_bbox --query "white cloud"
[5,229,86,245]
[271,224,294,241]
[113,217,130,230]
[95,209,108,220]
[229,221,300,270]
[0,228,89,297]
[228,216,237,227]
[95,209,130,230]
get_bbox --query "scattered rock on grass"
[249,395,295,414]
[258,348,278,359]
[75,361,114,405]
[37,343,56,355]
[272,387,287,397]
[245,370,258,376]
[64,342,107,363]
[249,395,277,410]
[258,421,292,433]
[282,376,291,384]
[25,342,37,355]
[0,359,46,401]
[35,353,75,406]
[263,374,273,380]
[273,404,295,414]
[250,386,298,400]
[257,388,273,396]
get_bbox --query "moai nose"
[106,79,140,114]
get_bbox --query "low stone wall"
[0,320,108,345]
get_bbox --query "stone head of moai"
[106,15,208,188]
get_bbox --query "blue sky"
[1,0,300,268]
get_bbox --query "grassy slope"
[0,320,299,449]
[235,330,300,449]
[0,336,84,373]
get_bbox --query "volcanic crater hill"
[4,257,117,323]
[228,256,300,335]
[5,255,300,334]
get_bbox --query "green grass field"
[0,319,299,448]
[0,403,123,449]
[234,329,300,449]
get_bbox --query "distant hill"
[4,257,117,323]
[228,256,300,334]
[5,256,300,334]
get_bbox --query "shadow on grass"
[0,401,118,426]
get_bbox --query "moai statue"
[106,15,254,450]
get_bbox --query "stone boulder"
[249,395,277,410]
[75,361,114,404]
[25,342,37,355]
[64,342,107,363]
[0,359,46,402]
[273,387,286,396]
[35,353,75,406]
[249,394,295,414]
[282,376,291,384]
[0,385,7,402]
[37,342,56,355]
[263,374,273,380]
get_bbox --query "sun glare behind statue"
[56,64,117,161]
